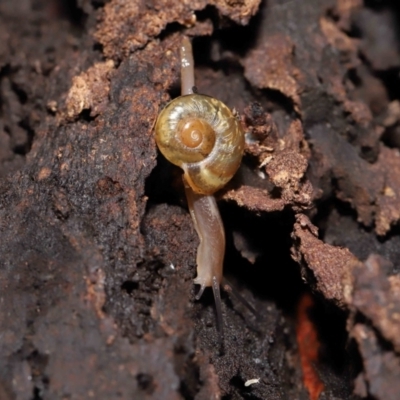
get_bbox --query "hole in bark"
[11,82,27,105]
[347,68,362,87]
[364,0,391,12]
[76,108,96,123]
[261,88,297,117]
[167,83,181,101]
[360,144,376,161]
[158,22,184,42]
[311,297,355,373]
[381,125,400,149]
[26,349,49,399]
[136,373,155,394]
[92,42,104,53]
[91,0,108,10]
[121,280,139,295]
[174,349,200,400]
[32,387,44,400]
[144,153,184,208]
[194,5,262,59]
[57,0,87,31]
[375,67,400,100]
[222,204,303,311]
[12,121,34,156]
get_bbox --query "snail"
[154,37,245,340]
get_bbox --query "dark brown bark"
[1,0,400,399]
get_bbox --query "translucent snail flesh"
[154,37,245,340]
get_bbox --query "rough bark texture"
[1,0,400,399]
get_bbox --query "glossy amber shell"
[155,94,245,195]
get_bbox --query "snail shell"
[155,94,245,195]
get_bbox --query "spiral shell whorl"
[155,94,245,195]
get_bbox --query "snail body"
[155,94,244,195]
[154,37,244,343]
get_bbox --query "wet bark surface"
[1,0,400,399]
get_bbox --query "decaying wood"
[1,0,400,399]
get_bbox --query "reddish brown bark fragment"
[223,185,285,213]
[292,214,358,307]
[243,34,303,114]
[375,147,400,235]
[62,60,115,121]
[349,254,400,353]
[95,0,261,59]
[351,323,400,400]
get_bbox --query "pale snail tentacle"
[180,36,195,95]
